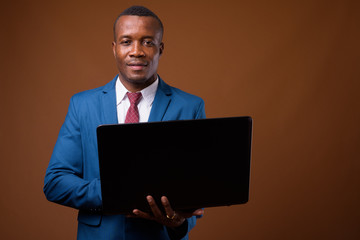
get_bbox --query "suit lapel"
[100,76,118,124]
[99,75,172,124]
[148,77,172,122]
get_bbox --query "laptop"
[97,116,252,215]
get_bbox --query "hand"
[130,195,204,228]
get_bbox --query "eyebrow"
[119,35,155,39]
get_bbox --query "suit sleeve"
[195,99,206,119]
[43,96,102,210]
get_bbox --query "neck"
[119,74,157,92]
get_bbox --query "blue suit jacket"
[44,76,206,240]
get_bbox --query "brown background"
[1,0,359,239]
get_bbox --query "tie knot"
[127,92,142,105]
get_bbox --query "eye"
[143,40,154,46]
[120,40,131,45]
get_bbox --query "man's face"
[112,15,164,88]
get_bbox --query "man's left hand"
[130,195,204,228]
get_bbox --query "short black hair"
[113,5,164,41]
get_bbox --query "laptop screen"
[97,116,252,214]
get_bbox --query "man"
[43,5,205,240]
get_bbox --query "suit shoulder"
[71,85,104,101]
[162,82,206,119]
[169,85,204,104]
[70,78,115,104]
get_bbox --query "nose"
[129,41,145,58]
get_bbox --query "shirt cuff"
[166,219,189,240]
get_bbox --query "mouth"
[127,62,148,70]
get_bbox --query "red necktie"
[125,92,142,123]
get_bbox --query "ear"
[159,42,164,56]
[112,41,116,57]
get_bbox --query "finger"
[125,212,137,218]
[132,209,153,220]
[146,195,163,218]
[193,208,204,216]
[161,196,176,219]
[179,208,204,218]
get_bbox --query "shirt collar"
[116,76,159,107]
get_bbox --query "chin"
[127,76,149,84]
[128,73,155,83]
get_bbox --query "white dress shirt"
[115,76,159,124]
